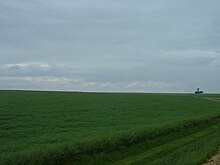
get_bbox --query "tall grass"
[2,115,220,165]
[0,91,220,164]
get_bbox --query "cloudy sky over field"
[0,0,220,92]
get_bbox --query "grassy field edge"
[3,115,220,165]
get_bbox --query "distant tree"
[195,88,203,94]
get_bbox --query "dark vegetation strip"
[148,130,220,165]
[68,116,220,165]
[3,115,220,165]
[113,121,220,165]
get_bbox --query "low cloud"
[3,62,51,70]
[0,62,84,77]
[0,76,176,92]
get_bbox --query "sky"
[0,0,220,93]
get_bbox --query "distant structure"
[195,88,204,94]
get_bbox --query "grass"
[0,90,220,164]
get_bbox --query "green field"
[0,91,220,165]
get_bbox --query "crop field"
[0,91,220,165]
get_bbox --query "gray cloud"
[0,0,220,92]
[0,76,177,92]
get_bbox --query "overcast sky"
[0,0,220,92]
